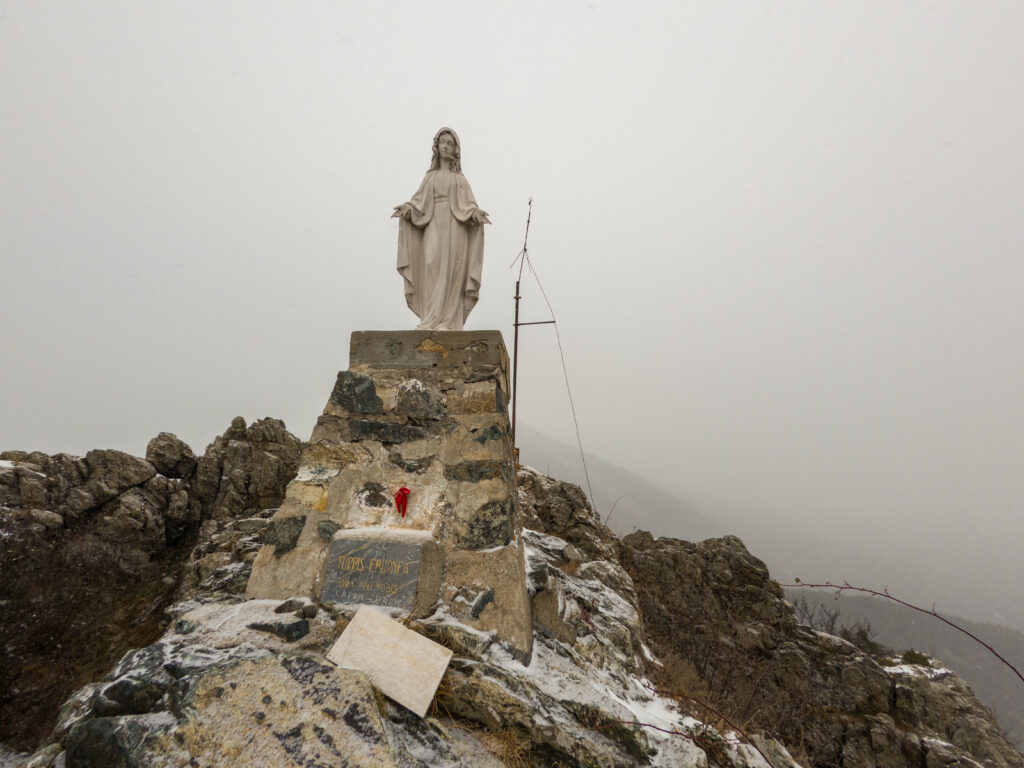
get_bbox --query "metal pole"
[512,279,521,445]
[510,199,532,449]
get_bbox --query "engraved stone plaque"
[320,538,422,611]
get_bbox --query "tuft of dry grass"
[478,725,531,768]
[428,672,460,721]
[650,651,711,719]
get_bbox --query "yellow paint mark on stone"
[288,483,329,510]
[303,444,361,470]
[415,339,449,358]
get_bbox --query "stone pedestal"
[246,331,532,660]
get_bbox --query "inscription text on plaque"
[321,538,422,611]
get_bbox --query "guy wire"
[522,253,598,519]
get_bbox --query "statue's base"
[246,331,531,661]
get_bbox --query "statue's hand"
[392,204,414,221]
[471,209,491,225]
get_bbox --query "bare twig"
[784,580,1023,685]
[642,683,775,768]
[592,719,700,744]
[602,496,622,527]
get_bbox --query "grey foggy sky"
[2,1,1022,627]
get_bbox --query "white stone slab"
[327,605,452,718]
[333,525,434,543]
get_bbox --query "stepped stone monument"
[247,330,532,660]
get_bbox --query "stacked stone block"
[246,331,531,660]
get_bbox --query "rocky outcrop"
[521,468,1021,768]
[618,531,1023,768]
[885,657,1021,768]
[8,463,802,768]
[517,465,619,562]
[787,589,1024,750]
[25,599,520,768]
[49,605,402,768]
[0,449,194,751]
[171,419,304,611]
[192,416,302,521]
[0,417,302,754]
[3,454,1019,768]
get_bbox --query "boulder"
[145,432,197,479]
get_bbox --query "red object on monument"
[394,487,411,517]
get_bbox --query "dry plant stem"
[593,720,698,740]
[643,684,776,768]
[785,581,1024,685]
[595,719,776,768]
[592,684,778,768]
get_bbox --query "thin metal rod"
[510,199,534,447]
[512,279,521,444]
[515,320,556,327]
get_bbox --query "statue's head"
[429,127,462,173]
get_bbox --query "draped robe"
[396,169,485,331]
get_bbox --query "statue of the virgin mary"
[392,128,490,331]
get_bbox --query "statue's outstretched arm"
[392,203,415,221]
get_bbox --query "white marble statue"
[392,128,490,331]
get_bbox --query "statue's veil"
[428,127,462,173]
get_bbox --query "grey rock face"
[394,379,445,423]
[0,417,303,755]
[173,513,282,606]
[263,515,306,557]
[48,622,515,768]
[246,618,310,642]
[459,499,513,549]
[29,509,64,529]
[516,466,619,562]
[618,532,1024,768]
[4,454,1019,768]
[330,370,385,414]
[193,416,302,521]
[55,640,401,768]
[444,460,507,483]
[0,744,30,768]
[348,419,428,444]
[145,432,197,479]
[0,450,189,752]
[25,471,723,768]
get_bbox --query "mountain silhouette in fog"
[516,424,720,542]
